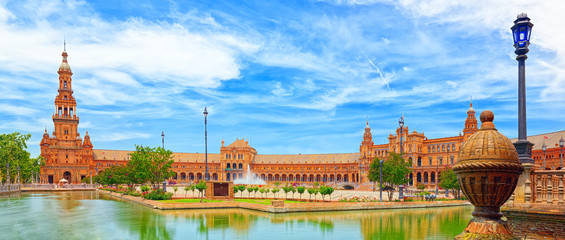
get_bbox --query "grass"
[160,198,305,204]
[160,198,225,203]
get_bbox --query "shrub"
[142,189,173,200]
[416,183,426,190]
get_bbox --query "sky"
[1,0,564,158]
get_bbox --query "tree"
[381,153,412,201]
[190,185,197,197]
[0,132,44,184]
[184,186,190,198]
[173,186,178,196]
[282,186,292,199]
[290,186,296,199]
[195,180,207,203]
[307,188,316,200]
[247,186,254,198]
[237,185,246,198]
[297,186,306,201]
[271,187,280,199]
[439,167,461,199]
[234,186,239,197]
[127,145,174,188]
[367,158,381,192]
[253,186,259,198]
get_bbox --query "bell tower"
[40,46,93,184]
[463,100,478,141]
[360,121,374,159]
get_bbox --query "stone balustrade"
[531,170,565,204]
[0,185,21,193]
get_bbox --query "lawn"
[160,199,225,203]
[160,198,304,204]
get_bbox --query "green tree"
[247,186,254,198]
[367,158,381,192]
[0,132,44,184]
[271,187,280,199]
[439,167,461,199]
[253,186,259,198]
[307,188,316,200]
[184,186,190,197]
[173,186,178,196]
[127,145,174,188]
[282,186,292,199]
[297,186,306,201]
[237,185,246,198]
[195,180,208,203]
[381,152,412,201]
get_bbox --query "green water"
[0,191,472,240]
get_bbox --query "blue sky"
[1,0,564,157]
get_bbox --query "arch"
[268,174,273,181]
[260,174,266,181]
[189,173,194,180]
[238,173,242,179]
[431,172,436,183]
[226,163,231,169]
[409,173,413,185]
[417,156,422,167]
[58,108,62,116]
[197,173,203,180]
[315,174,321,182]
[452,144,456,151]
[329,174,334,182]
[416,172,422,183]
[63,171,71,182]
[275,174,280,181]
[442,145,445,152]
[337,174,342,182]
[344,174,349,182]
[423,172,429,184]
[64,81,67,88]
[233,173,237,180]
[322,174,328,182]
[180,172,186,180]
[309,174,314,182]
[432,146,436,152]
[233,162,237,169]
[212,173,218,180]
[70,108,73,116]
[281,174,287,181]
[302,174,307,182]
[226,173,231,181]
[172,172,178,180]
[238,163,243,169]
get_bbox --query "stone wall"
[503,204,565,239]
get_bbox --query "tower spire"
[64,37,66,52]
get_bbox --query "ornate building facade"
[40,50,94,184]
[40,51,565,187]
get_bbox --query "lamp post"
[542,142,547,169]
[511,13,535,164]
[379,159,383,202]
[17,166,20,185]
[90,170,93,185]
[559,136,565,169]
[203,107,209,181]
[161,131,165,149]
[334,166,337,185]
[399,116,404,156]
[436,157,440,195]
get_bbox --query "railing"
[0,185,21,193]
[22,184,56,189]
[531,170,565,204]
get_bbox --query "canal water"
[0,191,472,239]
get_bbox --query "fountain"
[234,165,266,185]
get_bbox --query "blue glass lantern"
[511,13,533,54]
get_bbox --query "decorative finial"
[479,110,495,130]
[64,37,66,52]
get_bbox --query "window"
[442,145,445,152]
[428,157,432,166]
[64,81,67,89]
[428,146,431,153]
[432,146,435,153]
[439,157,443,165]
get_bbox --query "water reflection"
[0,192,472,239]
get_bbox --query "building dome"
[58,51,72,73]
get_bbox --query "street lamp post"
[511,13,535,164]
[379,160,383,202]
[399,116,404,156]
[204,107,209,181]
[559,136,565,169]
[161,131,165,149]
[436,157,440,195]
[542,142,547,170]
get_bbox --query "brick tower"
[40,48,94,184]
